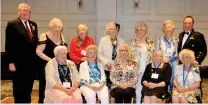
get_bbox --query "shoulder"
[192,31,204,37]
[67,60,76,65]
[80,60,88,67]
[7,18,21,26]
[39,33,47,41]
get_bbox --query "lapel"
[28,20,35,37]
[182,29,194,49]
[178,32,184,50]
[106,35,113,47]
[15,18,31,42]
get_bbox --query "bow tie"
[184,32,190,35]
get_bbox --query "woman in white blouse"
[156,20,178,90]
[44,46,82,103]
[98,22,125,88]
[79,45,109,104]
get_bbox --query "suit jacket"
[178,29,207,64]
[97,35,125,70]
[5,17,39,71]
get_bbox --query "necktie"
[24,21,33,40]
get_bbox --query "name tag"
[63,82,71,88]
[81,50,86,56]
[165,48,173,56]
[151,73,159,79]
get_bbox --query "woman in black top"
[36,18,67,103]
[141,50,171,103]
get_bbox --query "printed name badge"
[81,50,86,56]
[63,82,71,88]
[151,73,159,79]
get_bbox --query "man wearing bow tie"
[178,15,207,65]
[5,3,39,103]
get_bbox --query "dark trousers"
[104,70,112,88]
[37,67,46,103]
[110,87,135,103]
[12,70,35,103]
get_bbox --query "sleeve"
[45,60,58,89]
[5,22,16,63]
[110,65,120,86]
[196,33,207,64]
[129,63,139,87]
[163,63,172,86]
[99,62,106,83]
[141,63,151,86]
[194,72,201,82]
[79,62,89,86]
[156,37,160,50]
[69,38,81,64]
[70,62,80,82]
[97,38,108,66]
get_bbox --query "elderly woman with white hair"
[44,46,82,103]
[130,22,155,103]
[110,44,139,103]
[141,50,171,103]
[156,20,178,91]
[36,18,67,103]
[69,24,95,70]
[172,49,201,103]
[79,45,109,104]
[98,22,125,88]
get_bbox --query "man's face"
[18,5,31,21]
[183,18,193,31]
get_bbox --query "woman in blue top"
[79,45,109,104]
[156,20,178,90]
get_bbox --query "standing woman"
[156,20,178,90]
[98,22,125,88]
[36,18,67,103]
[69,24,95,70]
[130,22,154,103]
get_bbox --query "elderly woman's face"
[78,26,87,40]
[153,52,163,63]
[56,49,67,64]
[181,54,192,64]
[164,23,174,36]
[108,24,117,36]
[87,49,97,61]
[118,47,129,59]
[51,23,62,36]
[135,28,146,38]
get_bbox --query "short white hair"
[162,20,175,33]
[106,22,116,35]
[86,45,97,54]
[179,49,195,63]
[18,3,31,11]
[53,46,67,56]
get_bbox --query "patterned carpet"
[1,79,208,100]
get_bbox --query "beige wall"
[1,0,208,65]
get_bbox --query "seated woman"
[79,45,109,104]
[44,46,82,103]
[142,50,171,103]
[172,49,201,103]
[110,44,139,103]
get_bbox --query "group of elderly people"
[41,17,204,104]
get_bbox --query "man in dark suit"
[178,15,207,65]
[178,15,207,100]
[5,3,39,103]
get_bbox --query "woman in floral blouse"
[69,24,95,70]
[156,20,178,90]
[172,49,201,103]
[110,44,139,103]
[130,22,154,103]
